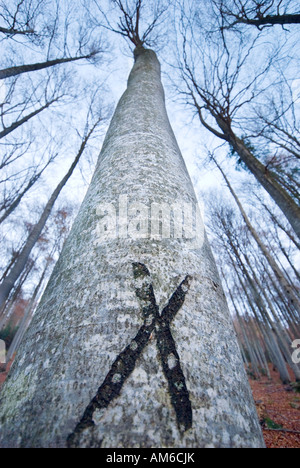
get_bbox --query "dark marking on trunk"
[67,264,192,448]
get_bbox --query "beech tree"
[0,0,264,448]
[0,99,105,312]
[204,179,299,383]
[0,0,107,228]
[211,155,300,316]
[175,0,300,238]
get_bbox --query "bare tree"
[0,68,71,141]
[211,154,300,315]
[5,205,74,362]
[0,0,264,449]
[175,2,300,238]
[211,0,300,30]
[205,183,300,382]
[0,152,55,224]
[0,0,43,39]
[88,0,169,50]
[0,102,105,311]
[0,52,99,81]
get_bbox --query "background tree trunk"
[0,48,264,448]
[0,124,98,310]
[0,55,95,80]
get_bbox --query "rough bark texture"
[0,48,264,448]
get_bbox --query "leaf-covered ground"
[249,366,300,449]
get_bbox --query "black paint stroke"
[67,264,192,448]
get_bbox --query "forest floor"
[0,360,299,448]
[249,365,300,448]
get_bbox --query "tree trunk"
[0,163,50,225]
[214,158,300,315]
[0,260,34,328]
[229,253,291,384]
[0,55,94,80]
[240,13,300,27]
[0,99,58,140]
[0,48,264,448]
[5,258,51,363]
[214,117,300,239]
[231,136,300,240]
[260,201,300,251]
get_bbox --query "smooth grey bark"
[0,48,264,448]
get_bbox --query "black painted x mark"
[68,263,192,447]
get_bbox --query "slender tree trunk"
[264,326,291,384]
[240,344,248,368]
[241,253,300,381]
[229,252,291,383]
[0,55,94,80]
[224,275,261,378]
[0,26,35,36]
[0,163,50,225]
[0,47,264,448]
[214,158,300,315]
[0,260,34,328]
[0,99,58,140]
[232,137,300,239]
[213,119,300,239]
[238,312,261,379]
[260,201,300,250]
[6,258,51,363]
[0,126,96,310]
[0,250,20,283]
[238,13,300,27]
[222,267,269,379]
